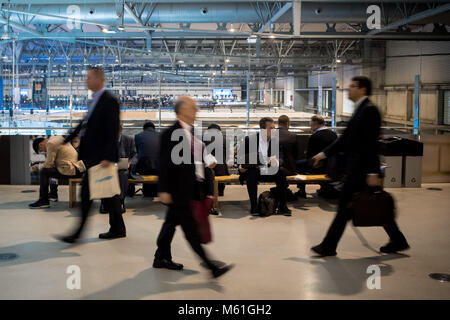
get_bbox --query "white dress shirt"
[178,120,216,180]
[258,133,269,165]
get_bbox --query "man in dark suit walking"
[56,66,126,243]
[311,76,409,256]
[154,96,233,278]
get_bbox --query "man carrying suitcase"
[310,76,409,257]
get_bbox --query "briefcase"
[350,188,396,227]
[192,197,214,244]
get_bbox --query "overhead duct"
[0,3,379,25]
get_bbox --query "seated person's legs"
[29,167,61,208]
[259,168,291,215]
[218,183,226,197]
[49,178,58,201]
[244,167,260,213]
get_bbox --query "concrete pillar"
[10,136,31,185]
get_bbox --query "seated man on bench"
[29,136,85,209]
[238,117,291,216]
[296,115,337,198]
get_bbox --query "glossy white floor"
[0,184,449,300]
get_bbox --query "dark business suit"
[134,128,160,175]
[239,133,288,211]
[297,128,337,175]
[154,121,217,270]
[134,128,160,196]
[117,134,136,199]
[64,90,125,237]
[278,127,298,176]
[204,133,229,196]
[319,97,406,251]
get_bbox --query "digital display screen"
[212,88,232,99]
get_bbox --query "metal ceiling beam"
[1,8,112,28]
[0,1,438,3]
[123,2,151,37]
[258,2,292,33]
[0,17,42,36]
[368,3,450,35]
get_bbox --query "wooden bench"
[213,174,331,208]
[69,174,331,209]
[68,175,158,208]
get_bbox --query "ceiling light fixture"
[247,35,257,44]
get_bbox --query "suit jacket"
[240,132,283,169]
[118,134,137,164]
[306,128,337,159]
[64,90,120,168]
[134,128,160,172]
[43,136,85,176]
[204,134,229,177]
[323,97,381,181]
[278,128,298,175]
[158,121,211,207]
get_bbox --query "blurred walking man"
[56,66,126,243]
[311,76,409,256]
[154,96,233,278]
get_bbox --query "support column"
[246,72,250,127]
[331,74,336,128]
[10,136,31,185]
[414,74,420,136]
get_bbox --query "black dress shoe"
[250,206,259,216]
[212,264,234,279]
[277,206,292,216]
[99,231,126,239]
[295,190,307,199]
[55,234,78,244]
[311,244,337,257]
[99,204,108,214]
[153,258,184,270]
[380,241,410,254]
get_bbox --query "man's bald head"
[174,96,196,114]
[174,95,199,125]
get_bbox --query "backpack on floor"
[257,191,276,217]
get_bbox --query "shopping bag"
[191,197,214,244]
[88,163,121,200]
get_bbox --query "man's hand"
[100,160,111,168]
[158,192,172,205]
[238,165,247,173]
[366,174,381,187]
[207,162,217,169]
[31,166,39,172]
[312,153,325,168]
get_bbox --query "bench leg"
[213,179,219,209]
[69,182,77,208]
